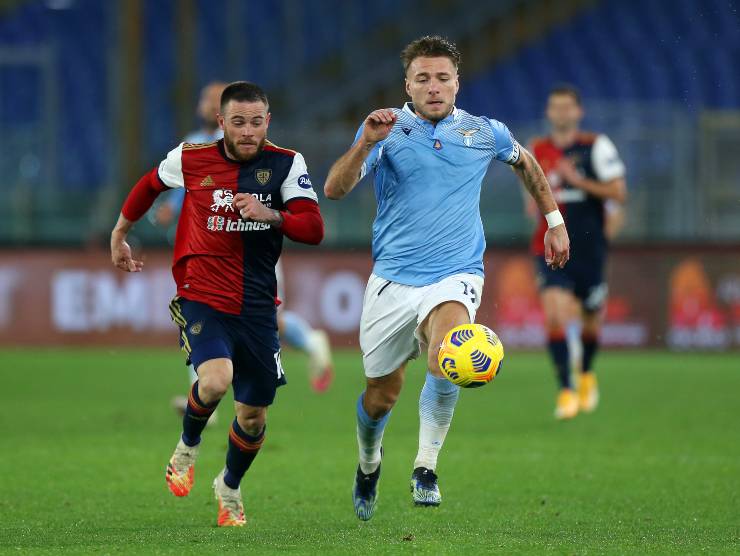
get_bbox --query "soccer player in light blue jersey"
[324,36,570,520]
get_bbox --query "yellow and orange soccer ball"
[438,324,504,388]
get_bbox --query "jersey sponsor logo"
[207,215,272,233]
[210,189,235,213]
[250,193,272,203]
[297,174,312,189]
[207,215,225,231]
[199,175,215,187]
[456,127,480,147]
[554,188,587,203]
[255,168,272,185]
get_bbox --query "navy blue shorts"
[536,255,608,313]
[169,297,286,407]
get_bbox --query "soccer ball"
[437,324,504,388]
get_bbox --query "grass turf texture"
[0,348,738,555]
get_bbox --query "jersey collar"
[403,102,458,127]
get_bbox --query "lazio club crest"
[456,127,480,147]
[255,168,272,185]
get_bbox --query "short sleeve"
[489,119,521,165]
[157,143,185,188]
[353,123,384,179]
[592,135,625,181]
[280,152,319,204]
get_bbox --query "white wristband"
[545,210,564,229]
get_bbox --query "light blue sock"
[281,311,312,352]
[356,393,390,474]
[414,371,460,471]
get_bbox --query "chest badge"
[255,168,272,185]
[456,127,480,147]
[433,139,443,150]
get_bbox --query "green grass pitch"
[0,347,738,555]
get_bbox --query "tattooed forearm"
[513,148,558,214]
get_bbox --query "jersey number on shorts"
[461,281,477,305]
[274,350,285,379]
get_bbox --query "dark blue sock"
[581,331,599,373]
[181,381,218,447]
[547,332,572,389]
[224,419,265,489]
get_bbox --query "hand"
[111,233,143,272]
[544,224,570,269]
[362,109,397,144]
[234,193,281,224]
[155,204,175,226]
[556,158,585,188]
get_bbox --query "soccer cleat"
[213,470,246,527]
[578,372,599,413]
[310,366,334,394]
[165,439,199,497]
[555,388,579,420]
[353,461,381,521]
[308,330,334,393]
[410,467,441,507]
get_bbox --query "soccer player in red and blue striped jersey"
[528,85,626,420]
[110,81,324,526]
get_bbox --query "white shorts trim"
[359,273,484,378]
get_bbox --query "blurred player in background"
[527,85,626,420]
[325,36,569,520]
[157,82,334,410]
[565,199,626,376]
[111,81,325,526]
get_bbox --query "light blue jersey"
[354,102,521,286]
[165,128,224,211]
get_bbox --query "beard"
[223,133,265,162]
[415,101,453,123]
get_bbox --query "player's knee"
[544,312,569,333]
[198,371,230,402]
[236,410,266,436]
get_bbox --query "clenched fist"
[234,193,283,225]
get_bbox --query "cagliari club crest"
[255,168,272,185]
[456,127,480,147]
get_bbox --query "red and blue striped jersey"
[156,139,319,315]
[530,132,625,258]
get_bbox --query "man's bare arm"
[324,108,397,200]
[572,176,627,203]
[513,147,559,215]
[557,158,626,202]
[512,148,570,269]
[324,139,376,200]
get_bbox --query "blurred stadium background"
[0,1,738,553]
[0,0,738,350]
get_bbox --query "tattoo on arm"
[513,149,557,214]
